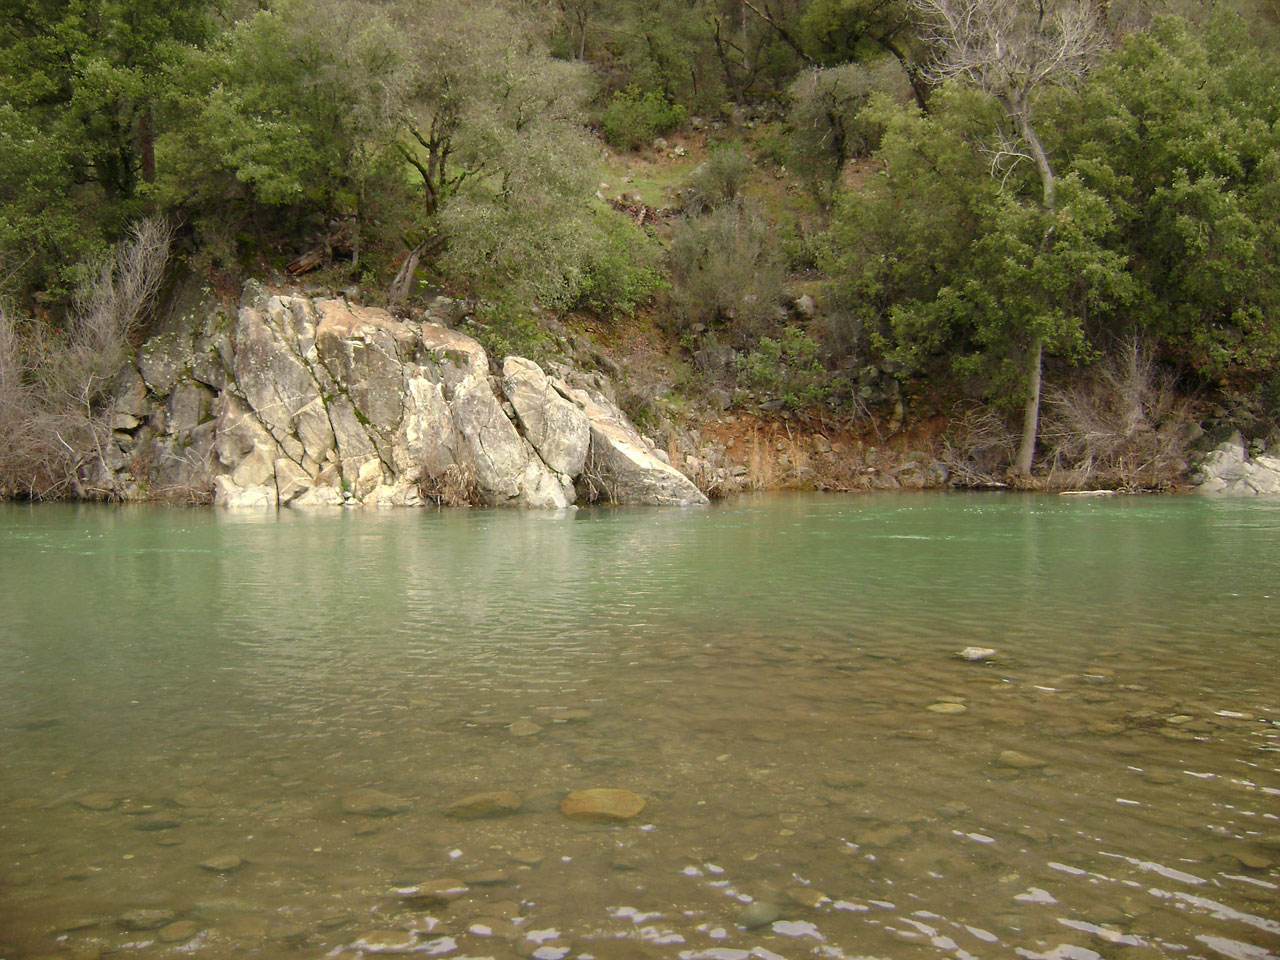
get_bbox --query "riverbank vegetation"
[2,0,1278,498]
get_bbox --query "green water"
[1,493,1278,960]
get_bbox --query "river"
[1,493,1278,960]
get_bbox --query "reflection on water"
[1,494,1279,960]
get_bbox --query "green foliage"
[600,86,687,151]
[681,143,753,213]
[0,0,216,302]
[822,91,995,332]
[157,0,412,225]
[736,326,834,410]
[785,60,898,202]
[823,89,1131,405]
[667,200,786,343]
[1053,16,1280,379]
[465,300,554,363]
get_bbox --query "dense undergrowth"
[2,0,1278,498]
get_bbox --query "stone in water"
[560,788,646,822]
[341,789,410,817]
[446,791,523,819]
[957,647,997,661]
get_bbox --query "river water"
[1,493,1278,960]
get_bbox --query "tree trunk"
[138,103,156,183]
[1012,111,1056,476]
[1015,336,1042,475]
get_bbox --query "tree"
[0,0,215,302]
[799,0,931,111]
[1055,16,1280,382]
[908,0,1106,473]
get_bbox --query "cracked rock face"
[100,289,708,509]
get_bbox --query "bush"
[667,201,786,344]
[600,86,687,151]
[1041,340,1194,490]
[682,144,753,214]
[735,326,833,410]
[0,218,171,499]
[576,204,665,316]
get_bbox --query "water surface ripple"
[1,493,1279,960]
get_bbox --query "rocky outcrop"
[97,286,707,508]
[1191,433,1280,496]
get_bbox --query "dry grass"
[0,218,173,500]
[1041,340,1193,491]
[419,461,480,507]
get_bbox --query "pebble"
[1087,722,1126,735]
[995,750,1047,770]
[822,772,866,789]
[1141,771,1178,785]
[199,855,244,873]
[447,791,523,818]
[132,817,183,831]
[927,702,967,714]
[356,929,418,952]
[560,788,646,822]
[171,788,218,808]
[58,917,103,933]
[341,788,411,816]
[220,914,270,938]
[610,851,646,871]
[509,720,542,737]
[854,823,912,847]
[957,647,997,662]
[462,869,511,885]
[786,886,828,908]
[543,708,593,723]
[510,850,544,866]
[119,908,176,931]
[937,801,970,818]
[1232,850,1273,870]
[157,920,201,943]
[736,901,782,929]
[75,794,120,811]
[397,878,468,906]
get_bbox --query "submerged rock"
[446,791,523,819]
[995,750,1047,770]
[340,789,411,817]
[119,908,177,931]
[559,788,646,822]
[736,902,782,929]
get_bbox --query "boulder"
[1193,436,1280,496]
[553,381,708,506]
[104,288,705,509]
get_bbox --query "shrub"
[682,143,753,214]
[1041,340,1194,490]
[735,326,832,410]
[600,86,687,151]
[0,218,172,499]
[667,201,785,344]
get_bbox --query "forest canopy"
[2,0,1278,481]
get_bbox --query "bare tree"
[908,0,1104,474]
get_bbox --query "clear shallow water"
[1,493,1279,960]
